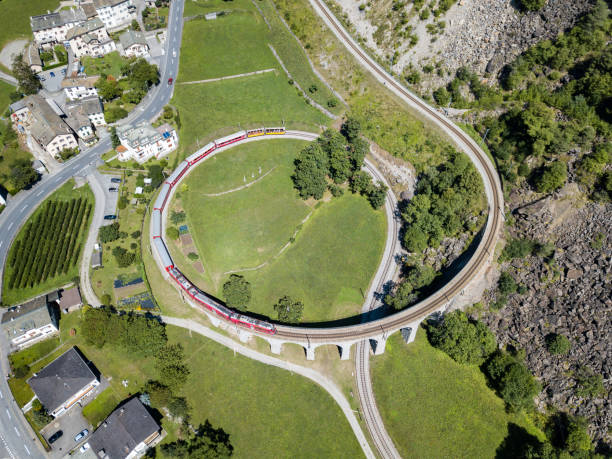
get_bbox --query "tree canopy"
[273,296,304,323]
[222,275,251,311]
[12,54,41,95]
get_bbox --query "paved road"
[162,316,376,459]
[0,0,185,456]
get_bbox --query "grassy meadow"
[0,0,59,49]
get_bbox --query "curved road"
[0,0,186,457]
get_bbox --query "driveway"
[98,173,121,223]
[39,378,109,458]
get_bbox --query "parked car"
[104,215,116,220]
[80,443,90,453]
[37,75,46,81]
[74,429,89,442]
[172,50,176,57]
[108,187,118,192]
[168,77,173,85]
[110,178,122,184]
[61,68,66,75]
[50,71,55,77]
[48,431,63,444]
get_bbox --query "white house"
[21,95,79,158]
[1,294,59,349]
[30,9,87,46]
[119,29,149,57]
[67,97,106,127]
[66,18,116,58]
[93,0,135,29]
[61,76,100,101]
[117,121,178,163]
[27,347,100,418]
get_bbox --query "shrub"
[574,366,604,398]
[500,237,535,261]
[518,0,546,12]
[534,161,567,193]
[166,227,179,240]
[498,271,518,296]
[545,333,571,355]
[101,294,112,305]
[100,222,120,243]
[187,252,198,260]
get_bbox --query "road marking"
[35,190,43,197]
[0,242,2,250]
[0,430,15,459]
[21,205,27,212]
[13,427,19,437]
[5,409,10,419]
[0,390,3,398]
[24,444,30,455]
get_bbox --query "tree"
[433,87,451,106]
[144,380,172,408]
[8,159,37,192]
[348,137,368,170]
[341,116,362,143]
[384,282,417,310]
[112,246,135,267]
[485,351,540,412]
[564,417,593,453]
[166,226,179,240]
[500,237,535,261]
[161,421,233,458]
[96,76,122,101]
[292,143,329,199]
[81,307,113,347]
[574,365,604,398]
[31,400,52,427]
[148,164,164,188]
[535,161,567,193]
[170,210,186,225]
[427,311,497,365]
[168,396,190,419]
[273,296,304,323]
[155,344,190,390]
[99,222,120,243]
[498,271,518,296]
[518,0,546,12]
[350,170,373,194]
[12,54,41,95]
[328,148,352,183]
[104,106,128,123]
[131,19,141,31]
[368,183,387,209]
[222,274,251,311]
[110,126,120,149]
[545,333,571,355]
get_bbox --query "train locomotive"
[151,128,285,335]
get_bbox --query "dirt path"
[0,39,27,69]
[179,68,276,85]
[200,167,276,197]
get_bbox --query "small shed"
[60,286,82,313]
[135,186,143,195]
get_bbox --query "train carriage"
[186,142,216,166]
[247,127,265,137]
[151,209,162,239]
[264,127,285,135]
[154,183,171,211]
[166,160,190,187]
[153,238,173,271]
[215,131,247,148]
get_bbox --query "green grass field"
[82,51,126,78]
[371,331,545,458]
[172,140,386,322]
[0,145,34,194]
[167,325,363,458]
[0,80,15,112]
[2,179,94,305]
[82,387,120,428]
[0,0,59,50]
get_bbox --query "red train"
[151,128,287,335]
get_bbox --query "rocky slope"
[482,186,611,445]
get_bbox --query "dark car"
[50,71,55,77]
[110,178,121,183]
[61,68,66,75]
[168,77,173,85]
[48,430,63,444]
[104,215,116,220]
[108,187,118,192]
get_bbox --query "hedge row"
[8,199,92,289]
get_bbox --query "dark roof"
[27,347,98,412]
[88,398,160,459]
[60,287,82,309]
[1,295,55,339]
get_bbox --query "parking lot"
[38,66,68,93]
[40,378,108,458]
[99,173,121,226]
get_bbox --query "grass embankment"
[371,331,545,458]
[7,312,363,457]
[0,0,59,50]
[173,140,386,322]
[2,179,94,305]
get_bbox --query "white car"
[80,443,90,453]
[172,50,176,57]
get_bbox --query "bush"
[166,227,179,240]
[498,271,518,296]
[534,161,567,193]
[518,0,546,11]
[101,294,111,305]
[574,366,604,398]
[545,333,571,355]
[427,310,497,365]
[222,274,251,311]
[187,252,198,260]
[99,222,120,243]
[500,237,535,261]
[112,246,135,267]
[13,365,29,378]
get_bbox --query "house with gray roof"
[66,17,116,59]
[27,347,100,417]
[25,43,42,73]
[119,29,148,58]
[86,397,162,459]
[67,96,106,127]
[31,9,87,46]
[1,293,59,349]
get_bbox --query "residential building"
[66,18,116,59]
[119,29,149,58]
[22,95,78,157]
[82,2,99,19]
[87,397,162,459]
[62,76,100,101]
[30,9,87,46]
[117,121,178,163]
[93,0,135,30]
[59,286,83,313]
[66,96,106,126]
[65,107,96,144]
[9,99,29,124]
[1,294,59,349]
[25,43,43,73]
[27,347,100,417]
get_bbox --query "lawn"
[0,0,59,49]
[0,80,15,112]
[171,139,386,322]
[82,387,120,428]
[172,72,327,154]
[2,179,94,305]
[371,331,545,458]
[82,51,126,78]
[178,11,277,82]
[8,337,60,370]
[166,325,363,458]
[0,145,34,194]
